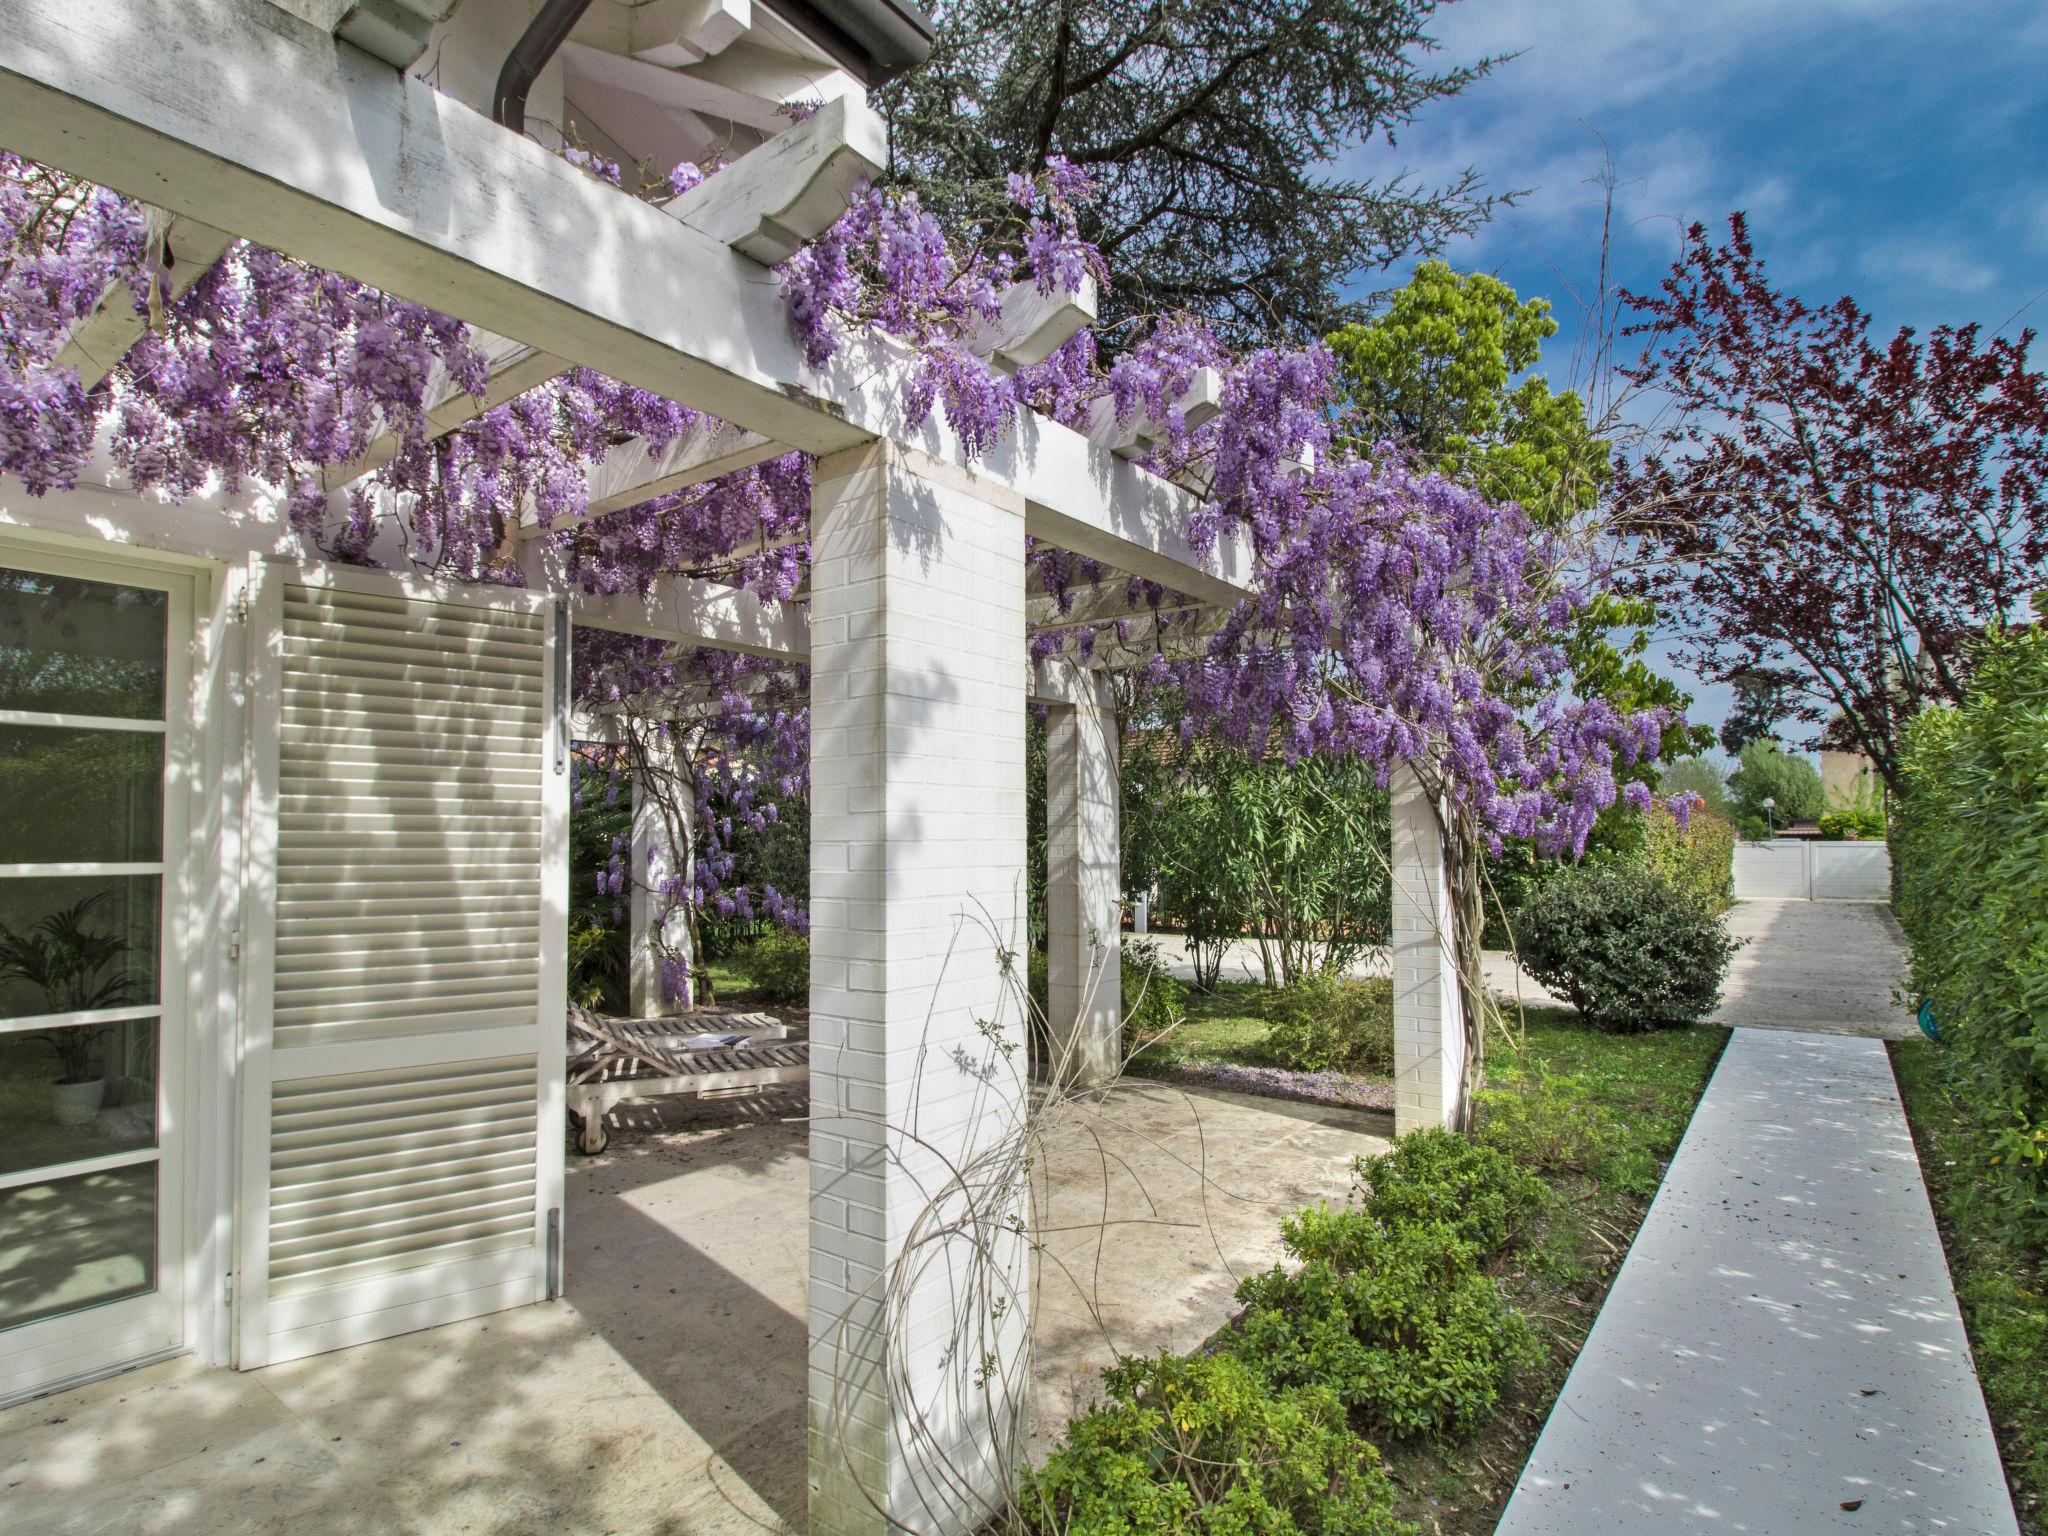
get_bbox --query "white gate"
[1734,838,1891,901]
[234,562,567,1368]
[1813,842,1892,901]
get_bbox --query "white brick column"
[629,755,693,1016]
[1041,666,1121,1087]
[1390,762,1466,1134]
[807,441,1032,1536]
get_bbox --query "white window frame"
[0,538,198,1404]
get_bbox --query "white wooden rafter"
[1087,366,1226,459]
[324,332,570,492]
[962,276,1099,370]
[0,0,1254,612]
[55,210,234,389]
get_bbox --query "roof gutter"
[493,0,598,132]
[754,0,934,87]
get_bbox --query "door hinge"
[228,928,242,963]
[223,1271,234,1310]
[230,591,250,623]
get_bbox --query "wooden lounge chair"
[566,1004,808,1153]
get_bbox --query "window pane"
[0,567,167,720]
[0,726,163,865]
[0,1020,158,1177]
[0,876,160,1020]
[0,1163,156,1331]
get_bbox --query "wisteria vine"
[0,132,1687,992]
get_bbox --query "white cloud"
[1862,236,1999,294]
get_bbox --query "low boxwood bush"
[1230,1214,1538,1440]
[734,929,808,1004]
[1019,1351,1407,1536]
[1226,1133,1544,1439]
[1513,865,1735,1031]
[1894,599,2048,1248]
[1260,972,1394,1074]
[1352,1128,1548,1255]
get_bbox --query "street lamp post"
[1764,795,1776,837]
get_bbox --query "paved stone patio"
[0,1081,1386,1535]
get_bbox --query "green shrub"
[1894,599,2048,1248]
[1230,1216,1538,1440]
[1026,940,1188,1062]
[1019,1351,1408,1536]
[1351,1128,1548,1255]
[1642,802,1735,911]
[1260,973,1394,1074]
[1473,1077,1618,1178]
[1815,807,1884,840]
[734,929,808,1004]
[1512,865,1736,1031]
[1122,938,1189,1047]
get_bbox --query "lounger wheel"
[574,1113,609,1156]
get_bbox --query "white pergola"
[0,3,1466,1530]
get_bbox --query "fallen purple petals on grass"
[1150,1059,1396,1111]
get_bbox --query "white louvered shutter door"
[235,563,567,1368]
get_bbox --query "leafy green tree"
[1718,668,1796,756]
[1150,743,1391,989]
[879,2,1502,342]
[1727,739,1824,834]
[1327,260,1609,524]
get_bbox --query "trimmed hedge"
[1642,802,1736,912]
[1894,600,2048,1249]
[1023,1126,1549,1530]
[1513,865,1736,1031]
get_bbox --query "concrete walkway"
[1498,908,2019,1535]
[1713,900,1918,1038]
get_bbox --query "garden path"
[1712,899,1919,1038]
[1494,907,2018,1535]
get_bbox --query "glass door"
[0,548,190,1400]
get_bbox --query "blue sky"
[1340,0,2048,748]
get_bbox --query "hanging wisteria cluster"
[0,121,1686,947]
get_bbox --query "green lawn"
[1376,1007,1729,1531]
[1891,1038,2047,1533]
[1133,979,1275,1066]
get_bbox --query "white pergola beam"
[663,92,884,265]
[0,0,1254,611]
[560,37,787,135]
[55,211,233,389]
[647,0,752,63]
[566,576,808,660]
[0,0,865,453]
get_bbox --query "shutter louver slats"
[255,581,551,1347]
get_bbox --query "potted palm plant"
[0,891,137,1125]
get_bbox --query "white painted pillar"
[1044,669,1122,1087]
[629,754,693,1016]
[807,442,1031,1536]
[1389,762,1466,1135]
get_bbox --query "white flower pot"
[51,1077,106,1126]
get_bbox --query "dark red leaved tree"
[1617,214,2048,788]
